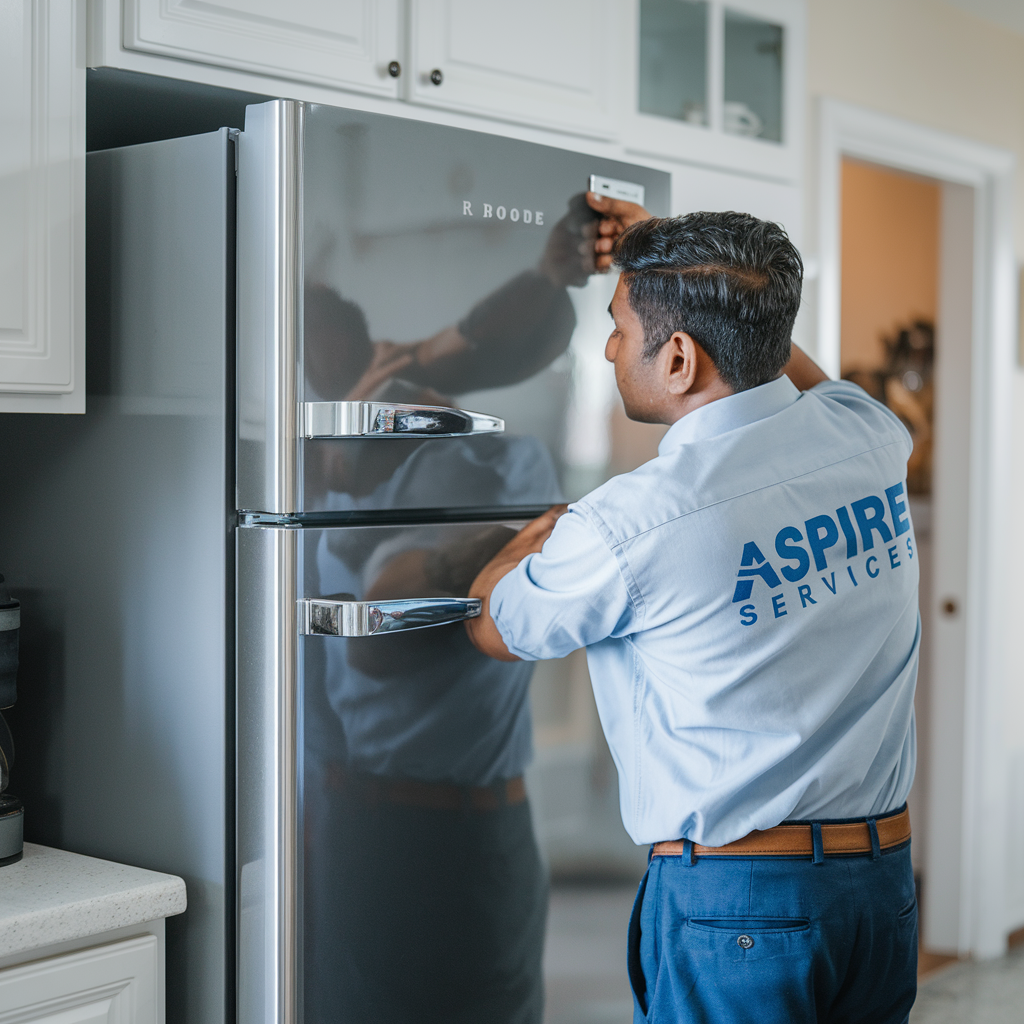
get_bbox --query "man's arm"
[781,344,830,390]
[465,504,569,661]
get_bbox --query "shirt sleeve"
[489,506,640,661]
[810,379,914,460]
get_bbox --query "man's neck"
[664,376,736,426]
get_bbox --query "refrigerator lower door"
[237,521,547,1024]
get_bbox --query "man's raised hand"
[586,192,652,272]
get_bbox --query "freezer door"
[237,100,671,516]
[238,520,551,1023]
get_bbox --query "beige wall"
[807,0,1024,720]
[840,158,940,374]
[807,0,1024,244]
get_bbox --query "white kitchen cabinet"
[101,0,626,140]
[0,845,186,1023]
[626,0,805,182]
[123,0,403,98]
[0,0,85,413]
[0,936,158,1023]
[93,1,807,178]
[408,0,620,138]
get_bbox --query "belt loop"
[867,819,881,860]
[811,822,824,864]
[647,845,654,865]
[682,838,696,866]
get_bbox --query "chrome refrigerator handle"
[299,597,482,636]
[302,401,503,439]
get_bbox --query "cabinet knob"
[388,60,401,78]
[429,68,444,86]
[941,597,959,617]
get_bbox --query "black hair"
[303,283,374,397]
[613,211,803,391]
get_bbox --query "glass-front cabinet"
[629,0,804,182]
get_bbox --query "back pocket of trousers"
[688,918,810,933]
[685,918,811,962]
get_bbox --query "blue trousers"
[628,836,917,1023]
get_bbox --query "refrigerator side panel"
[237,99,303,516]
[0,132,234,1023]
[237,526,299,1024]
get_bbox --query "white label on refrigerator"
[589,175,645,206]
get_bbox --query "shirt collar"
[657,375,801,454]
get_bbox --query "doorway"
[838,157,970,972]
[818,99,1017,959]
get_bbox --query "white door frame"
[816,98,1017,957]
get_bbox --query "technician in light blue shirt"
[467,201,920,1024]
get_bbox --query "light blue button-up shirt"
[491,376,919,846]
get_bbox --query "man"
[467,198,920,1023]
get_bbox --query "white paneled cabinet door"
[409,0,618,138]
[124,0,403,97]
[0,0,85,414]
[0,936,158,1022]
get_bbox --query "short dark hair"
[613,211,803,391]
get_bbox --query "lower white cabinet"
[0,0,85,413]
[0,936,157,1023]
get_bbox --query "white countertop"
[0,843,187,958]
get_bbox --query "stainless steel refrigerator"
[0,99,669,1023]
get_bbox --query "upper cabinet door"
[124,0,403,97]
[0,0,85,413]
[626,0,805,182]
[409,0,619,139]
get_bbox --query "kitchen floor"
[543,884,636,1024]
[911,945,1024,1024]
[542,884,1024,1024]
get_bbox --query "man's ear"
[664,331,699,396]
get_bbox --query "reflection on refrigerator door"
[246,100,671,514]
[300,523,546,1023]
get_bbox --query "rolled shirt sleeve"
[489,505,641,661]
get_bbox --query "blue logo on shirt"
[732,542,782,602]
[732,481,912,625]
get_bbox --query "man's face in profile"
[606,276,661,423]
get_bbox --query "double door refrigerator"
[0,99,668,1022]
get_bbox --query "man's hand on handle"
[465,504,570,661]
[586,192,652,272]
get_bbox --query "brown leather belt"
[653,807,910,859]
[327,763,527,812]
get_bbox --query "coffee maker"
[0,574,22,866]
